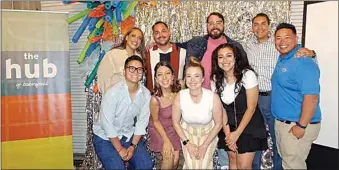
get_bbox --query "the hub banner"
[1,10,73,169]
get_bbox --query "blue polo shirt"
[271,44,321,122]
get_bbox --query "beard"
[208,28,224,39]
[155,36,170,46]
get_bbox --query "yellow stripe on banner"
[1,135,74,169]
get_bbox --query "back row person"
[245,13,316,170]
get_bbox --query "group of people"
[92,12,322,170]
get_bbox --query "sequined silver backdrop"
[80,1,290,169]
[135,1,290,44]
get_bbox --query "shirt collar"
[279,44,302,61]
[252,36,274,44]
[122,78,143,96]
[152,44,173,54]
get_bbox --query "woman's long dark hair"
[210,43,256,96]
[152,61,181,97]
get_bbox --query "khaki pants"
[275,120,321,169]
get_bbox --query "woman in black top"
[210,43,267,169]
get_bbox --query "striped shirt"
[244,37,279,92]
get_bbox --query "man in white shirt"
[92,55,153,169]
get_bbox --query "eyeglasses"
[207,20,223,27]
[126,66,144,74]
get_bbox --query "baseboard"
[306,143,339,169]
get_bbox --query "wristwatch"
[182,139,189,146]
[130,143,138,149]
[296,122,307,129]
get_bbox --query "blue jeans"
[93,134,153,170]
[217,148,229,167]
[252,95,282,170]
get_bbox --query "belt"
[276,119,320,124]
[259,91,271,96]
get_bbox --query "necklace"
[163,93,173,100]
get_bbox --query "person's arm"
[172,93,186,141]
[203,93,223,146]
[100,87,124,152]
[196,93,223,159]
[295,47,316,58]
[150,97,174,151]
[290,59,320,139]
[175,41,188,49]
[236,86,259,135]
[133,93,152,141]
[97,51,115,94]
[222,108,230,136]
[172,93,197,159]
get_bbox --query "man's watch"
[182,139,189,146]
[130,143,138,149]
[296,122,307,129]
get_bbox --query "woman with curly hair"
[210,43,268,169]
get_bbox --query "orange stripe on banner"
[1,94,72,142]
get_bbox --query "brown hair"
[120,27,146,59]
[152,61,181,97]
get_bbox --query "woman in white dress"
[172,57,223,169]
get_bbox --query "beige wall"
[1,1,41,10]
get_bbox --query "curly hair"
[210,43,256,96]
[152,61,181,97]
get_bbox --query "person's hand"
[118,147,128,161]
[289,125,305,139]
[196,143,208,160]
[124,146,136,161]
[186,143,198,159]
[162,140,174,156]
[295,48,314,58]
[227,142,238,152]
[225,131,240,147]
[146,41,156,52]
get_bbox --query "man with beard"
[182,12,248,90]
[145,21,186,91]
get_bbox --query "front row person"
[172,57,223,169]
[93,55,153,170]
[148,61,182,169]
[211,43,268,169]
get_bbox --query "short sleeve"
[295,58,320,95]
[242,70,258,89]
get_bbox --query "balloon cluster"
[64,1,138,88]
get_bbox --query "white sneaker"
[220,165,229,170]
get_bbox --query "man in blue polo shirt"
[271,23,321,169]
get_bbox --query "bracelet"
[296,122,307,129]
[117,147,123,153]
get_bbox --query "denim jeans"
[252,95,282,170]
[93,134,153,170]
[217,148,229,167]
